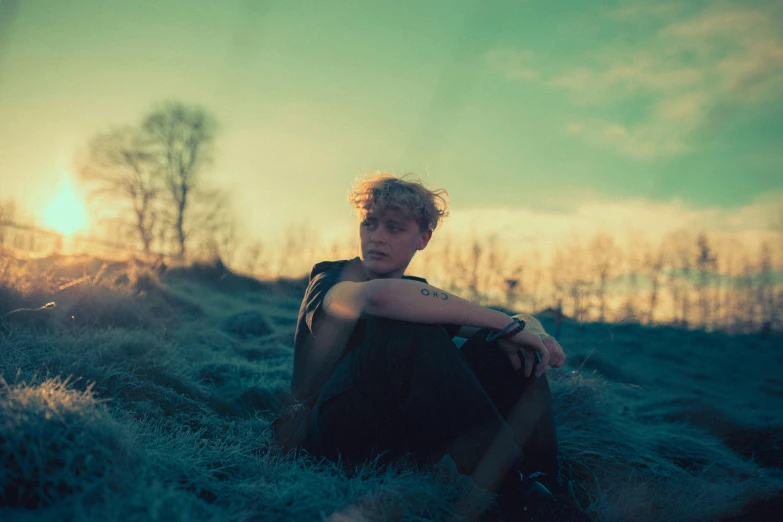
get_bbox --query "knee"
[365,316,443,334]
[357,317,460,386]
[532,372,553,399]
[363,317,452,353]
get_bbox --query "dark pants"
[302,317,559,485]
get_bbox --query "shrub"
[222,310,273,339]
[0,377,134,508]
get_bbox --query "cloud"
[485,48,541,81]
[656,92,706,121]
[564,118,689,158]
[658,8,783,111]
[661,9,768,39]
[609,1,681,21]
[285,185,783,278]
[436,188,783,260]
[546,60,704,102]
[488,3,783,158]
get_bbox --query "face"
[359,207,432,279]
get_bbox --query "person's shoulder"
[308,258,356,281]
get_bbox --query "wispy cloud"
[485,48,541,81]
[608,1,681,21]
[564,117,690,158]
[487,3,783,158]
[438,188,783,260]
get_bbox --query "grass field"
[1,254,781,521]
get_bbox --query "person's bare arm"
[324,278,552,375]
[325,278,510,330]
[290,263,366,400]
[291,313,359,400]
[455,313,548,339]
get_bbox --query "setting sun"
[43,174,88,236]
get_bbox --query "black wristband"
[500,319,526,340]
[486,317,526,343]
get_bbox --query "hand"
[497,328,549,378]
[497,331,566,378]
[541,334,566,368]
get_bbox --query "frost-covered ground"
[1,255,780,521]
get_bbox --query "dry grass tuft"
[1,252,781,521]
[0,377,134,508]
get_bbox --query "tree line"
[69,94,778,336]
[226,220,781,335]
[416,229,782,336]
[2,100,780,335]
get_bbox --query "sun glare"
[43,174,88,236]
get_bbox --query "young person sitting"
[273,173,569,520]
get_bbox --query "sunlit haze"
[42,174,88,236]
[2,5,782,520]
[1,0,781,274]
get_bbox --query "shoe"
[486,471,591,522]
[492,470,554,521]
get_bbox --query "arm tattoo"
[421,288,449,300]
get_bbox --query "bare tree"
[78,126,160,254]
[643,246,665,325]
[621,235,647,323]
[0,198,16,251]
[771,207,783,334]
[695,232,718,330]
[526,248,544,314]
[240,240,268,276]
[549,245,573,318]
[588,232,620,323]
[665,230,695,328]
[714,236,742,332]
[758,241,775,335]
[738,254,757,331]
[276,224,320,277]
[482,237,507,305]
[437,236,460,294]
[569,241,590,321]
[0,198,15,223]
[185,187,237,264]
[439,236,475,297]
[467,240,483,303]
[549,240,590,321]
[144,102,217,259]
[505,264,523,311]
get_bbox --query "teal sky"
[1,0,782,256]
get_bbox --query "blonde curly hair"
[348,173,449,232]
